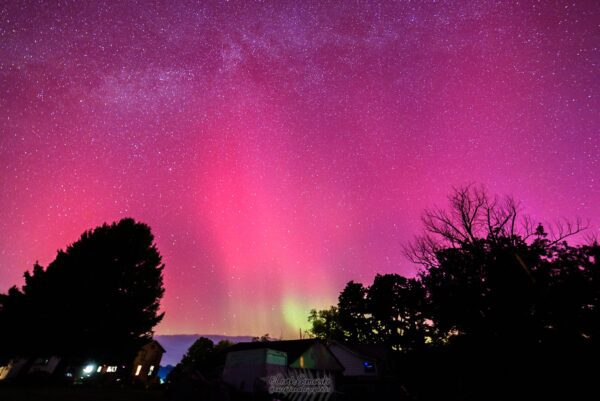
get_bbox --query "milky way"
[0,1,598,336]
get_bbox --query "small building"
[327,341,381,377]
[327,341,397,400]
[28,356,63,376]
[222,348,287,392]
[0,358,30,381]
[222,339,343,394]
[132,339,166,385]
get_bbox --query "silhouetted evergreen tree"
[0,218,165,363]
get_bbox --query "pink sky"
[0,1,598,337]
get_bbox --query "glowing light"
[281,295,333,336]
[148,365,154,376]
[282,296,312,333]
[82,364,95,375]
[135,365,142,376]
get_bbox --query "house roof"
[227,339,321,364]
[147,339,166,353]
[327,340,389,362]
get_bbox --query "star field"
[0,1,598,336]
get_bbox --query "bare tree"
[405,184,588,268]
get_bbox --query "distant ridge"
[155,334,254,366]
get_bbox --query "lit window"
[97,366,103,373]
[135,365,142,376]
[299,356,305,368]
[107,366,117,373]
[148,365,154,376]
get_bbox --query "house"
[0,356,70,382]
[327,341,401,400]
[327,341,380,377]
[0,357,30,381]
[327,341,389,378]
[222,339,344,393]
[28,356,63,376]
[222,347,287,393]
[0,339,166,385]
[131,339,166,385]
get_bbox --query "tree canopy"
[307,185,599,398]
[167,337,233,382]
[0,218,165,363]
[309,185,598,351]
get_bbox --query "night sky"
[0,1,598,337]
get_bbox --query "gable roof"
[227,339,319,363]
[146,339,166,353]
[328,341,376,362]
[328,340,389,362]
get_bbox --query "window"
[96,366,103,373]
[135,365,142,376]
[148,365,155,376]
[107,366,117,373]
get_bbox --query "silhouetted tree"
[308,306,343,341]
[168,337,232,382]
[403,185,597,399]
[406,185,590,347]
[308,276,428,351]
[534,240,600,346]
[422,236,541,345]
[368,274,428,351]
[0,218,165,363]
[251,333,276,342]
[310,186,595,349]
[337,281,371,343]
[405,184,587,267]
[307,185,598,399]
